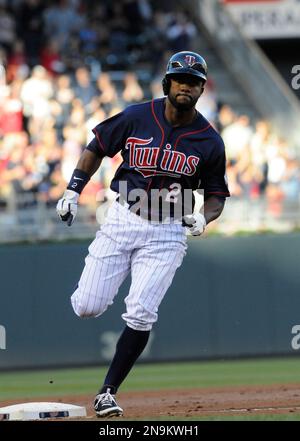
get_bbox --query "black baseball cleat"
[94,389,123,418]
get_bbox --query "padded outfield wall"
[0,234,300,369]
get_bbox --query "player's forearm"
[76,149,103,177]
[203,196,225,224]
[57,150,103,225]
[65,150,102,195]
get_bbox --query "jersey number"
[165,183,181,204]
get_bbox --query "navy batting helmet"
[162,51,208,95]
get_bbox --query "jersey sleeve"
[200,138,230,199]
[85,137,104,158]
[89,110,131,158]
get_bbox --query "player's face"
[168,74,204,111]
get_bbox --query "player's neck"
[165,99,197,127]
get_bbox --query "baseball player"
[56,51,230,417]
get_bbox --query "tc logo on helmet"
[185,55,196,66]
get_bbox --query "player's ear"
[162,76,170,95]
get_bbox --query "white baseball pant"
[71,201,187,331]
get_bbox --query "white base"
[0,402,87,420]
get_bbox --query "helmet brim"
[166,68,207,83]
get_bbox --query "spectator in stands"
[281,157,300,205]
[85,107,106,144]
[0,131,31,207]
[123,0,153,30]
[47,164,67,206]
[0,133,17,207]
[249,120,270,194]
[51,73,74,140]
[73,66,96,108]
[68,99,86,137]
[222,114,253,164]
[40,39,64,76]
[6,40,28,82]
[47,98,65,143]
[61,34,83,71]
[20,65,53,126]
[96,72,119,112]
[91,3,110,54]
[149,13,170,72]
[78,18,99,56]
[61,124,82,183]
[54,74,74,112]
[123,0,153,49]
[166,11,197,52]
[106,2,130,68]
[43,0,86,51]
[16,0,45,66]
[0,79,23,135]
[122,71,144,104]
[266,136,288,190]
[217,104,236,132]
[37,128,64,204]
[0,4,16,53]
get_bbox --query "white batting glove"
[56,189,79,226]
[182,212,206,236]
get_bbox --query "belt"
[116,196,185,225]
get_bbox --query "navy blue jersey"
[87,98,230,218]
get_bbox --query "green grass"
[1,357,300,401]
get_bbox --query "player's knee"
[72,303,94,318]
[71,293,107,318]
[75,307,95,318]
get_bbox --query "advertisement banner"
[222,0,300,39]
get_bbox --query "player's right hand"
[182,212,206,236]
[56,189,79,226]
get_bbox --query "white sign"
[223,0,300,39]
[291,65,300,90]
[0,325,6,350]
[291,325,300,350]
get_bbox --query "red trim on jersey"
[92,128,106,154]
[145,100,166,194]
[151,99,165,149]
[174,124,211,148]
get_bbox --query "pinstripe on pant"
[71,201,187,331]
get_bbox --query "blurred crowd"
[0,0,299,219]
[218,107,300,217]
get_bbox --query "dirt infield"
[2,384,300,419]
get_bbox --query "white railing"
[1,196,300,243]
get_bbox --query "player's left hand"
[56,190,79,226]
[182,212,206,236]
